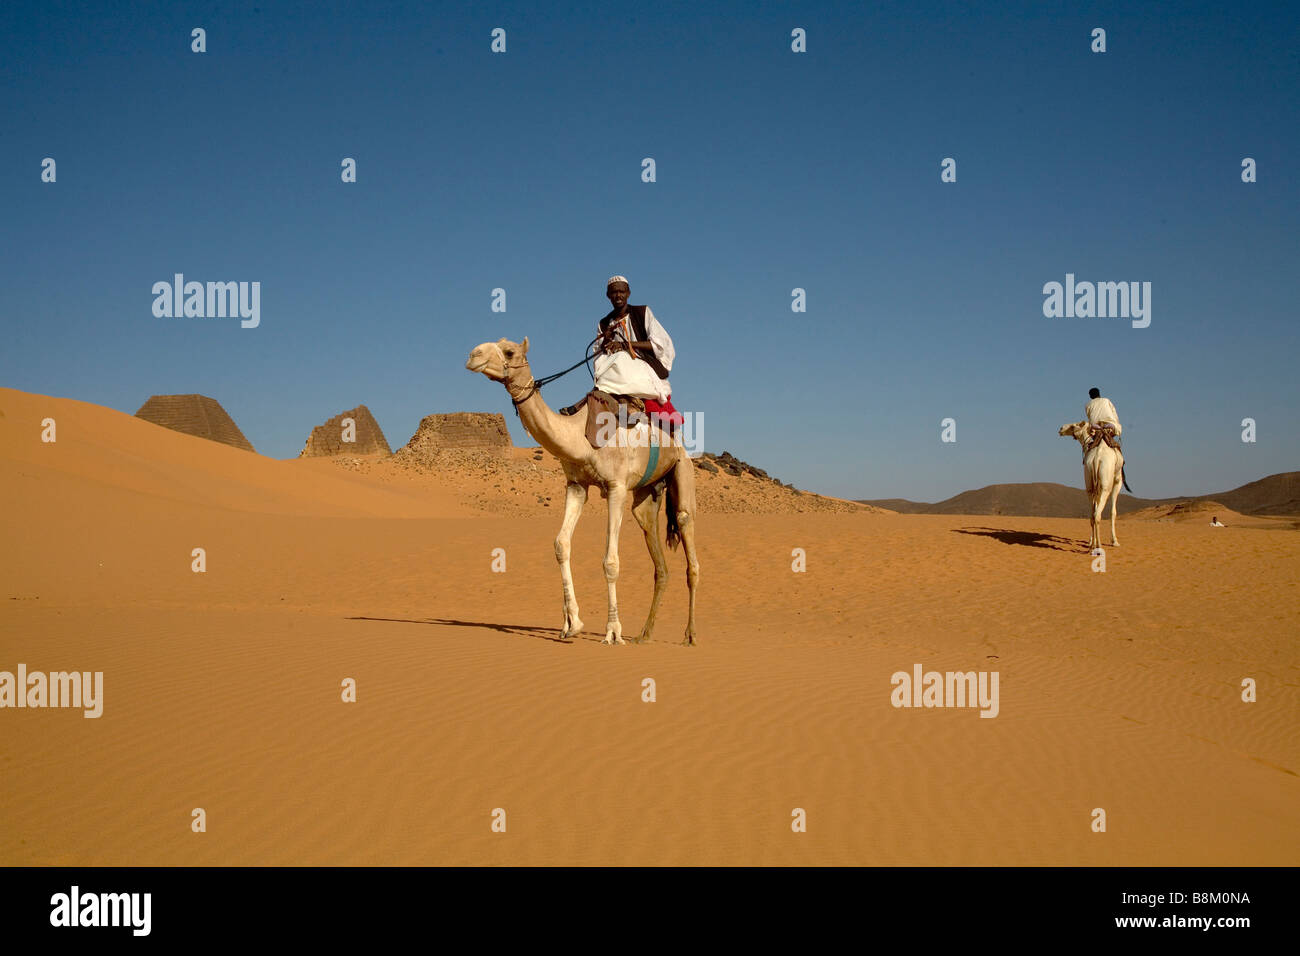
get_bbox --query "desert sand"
[1,386,1296,866]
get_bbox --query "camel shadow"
[345,615,605,645]
[952,527,1085,552]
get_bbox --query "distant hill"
[1209,472,1300,516]
[858,482,1158,517]
[865,498,931,514]
[858,472,1300,517]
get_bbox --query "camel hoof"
[629,630,653,644]
[681,635,697,647]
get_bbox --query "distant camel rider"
[1084,386,1132,493]
[1086,387,1122,450]
[560,275,684,432]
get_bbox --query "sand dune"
[1128,499,1240,522]
[1,387,1296,866]
[1,388,465,519]
[1126,498,1300,529]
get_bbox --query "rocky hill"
[332,442,877,516]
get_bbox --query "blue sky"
[3,0,1296,501]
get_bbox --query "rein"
[504,336,602,413]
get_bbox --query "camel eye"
[503,349,513,358]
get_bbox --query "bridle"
[499,335,603,415]
[503,362,539,408]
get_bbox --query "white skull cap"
[606,275,629,288]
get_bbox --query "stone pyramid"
[134,394,256,453]
[299,404,392,457]
[398,412,512,461]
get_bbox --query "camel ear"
[521,336,529,355]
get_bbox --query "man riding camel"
[1084,386,1132,492]
[560,275,684,433]
[1085,387,1122,450]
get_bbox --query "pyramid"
[134,394,256,453]
[397,412,512,460]
[299,404,392,457]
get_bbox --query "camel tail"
[664,476,682,552]
[1122,466,1132,493]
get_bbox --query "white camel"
[466,337,700,646]
[1059,421,1124,549]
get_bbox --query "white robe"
[1086,396,1122,436]
[593,306,674,402]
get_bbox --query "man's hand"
[597,335,652,356]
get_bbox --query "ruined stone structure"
[299,405,391,457]
[134,394,256,453]
[398,412,512,460]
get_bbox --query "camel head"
[466,337,530,383]
[1059,421,1090,446]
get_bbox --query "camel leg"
[1087,474,1102,551]
[1091,491,1104,551]
[1091,465,1115,551]
[629,484,668,644]
[555,481,587,638]
[1109,460,1122,547]
[1084,458,1102,551]
[671,461,700,646]
[601,483,629,645]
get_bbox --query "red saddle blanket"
[644,396,684,426]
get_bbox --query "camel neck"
[507,377,587,461]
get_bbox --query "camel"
[466,337,699,646]
[1059,421,1124,549]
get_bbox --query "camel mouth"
[466,358,506,382]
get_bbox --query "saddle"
[578,389,648,448]
[1086,423,1121,452]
